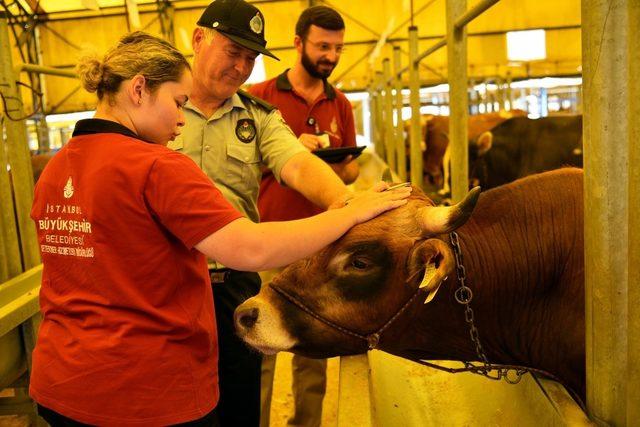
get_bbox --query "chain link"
[449,231,525,385]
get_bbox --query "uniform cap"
[197,0,279,60]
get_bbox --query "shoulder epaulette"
[237,89,276,112]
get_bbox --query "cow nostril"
[238,307,259,329]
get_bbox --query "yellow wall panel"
[467,0,580,32]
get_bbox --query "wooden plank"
[0,266,42,338]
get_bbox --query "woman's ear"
[129,74,147,105]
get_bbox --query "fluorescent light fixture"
[45,111,95,124]
[510,77,582,89]
[246,55,266,85]
[506,30,546,61]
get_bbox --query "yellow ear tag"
[420,262,440,304]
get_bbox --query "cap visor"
[223,33,280,61]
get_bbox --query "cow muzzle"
[234,295,296,354]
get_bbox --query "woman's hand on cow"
[343,184,412,224]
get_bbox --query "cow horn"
[417,187,481,235]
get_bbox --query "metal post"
[371,73,385,160]
[468,78,476,115]
[367,82,380,157]
[453,0,500,30]
[369,81,377,155]
[408,26,423,189]
[382,59,396,172]
[393,46,407,181]
[31,26,50,153]
[496,77,505,111]
[486,88,494,113]
[0,12,40,271]
[541,87,549,117]
[446,0,468,203]
[628,2,640,421]
[14,63,77,78]
[0,17,21,280]
[506,71,513,111]
[157,0,176,45]
[583,0,640,424]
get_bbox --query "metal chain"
[449,231,527,384]
[415,232,587,410]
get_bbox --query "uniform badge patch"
[249,13,263,34]
[63,177,74,198]
[236,118,257,143]
[330,116,338,134]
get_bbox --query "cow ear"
[475,131,493,156]
[381,167,393,183]
[417,187,481,236]
[421,114,434,125]
[408,238,455,304]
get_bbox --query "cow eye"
[351,258,369,270]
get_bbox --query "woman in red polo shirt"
[29,32,409,426]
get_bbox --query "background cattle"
[467,115,583,190]
[416,110,527,189]
[31,153,54,183]
[403,112,582,196]
[235,168,585,403]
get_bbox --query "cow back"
[475,115,583,189]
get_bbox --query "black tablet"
[313,146,366,164]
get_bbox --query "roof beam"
[22,0,46,16]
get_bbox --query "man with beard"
[172,1,365,425]
[248,6,358,427]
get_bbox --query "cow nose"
[235,306,259,330]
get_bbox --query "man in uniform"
[171,0,356,425]
[249,6,357,427]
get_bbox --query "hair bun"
[76,53,103,93]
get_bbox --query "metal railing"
[370,0,500,197]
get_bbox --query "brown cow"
[467,115,583,190]
[411,110,527,189]
[31,153,55,183]
[235,168,585,401]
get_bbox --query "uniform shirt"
[249,70,357,220]
[170,91,306,224]
[30,119,243,426]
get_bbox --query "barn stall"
[0,0,638,425]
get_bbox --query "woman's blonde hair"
[76,31,190,101]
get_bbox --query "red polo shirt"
[29,119,243,426]
[249,70,356,220]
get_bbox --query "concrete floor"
[0,388,29,426]
[268,352,339,427]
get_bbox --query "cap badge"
[212,21,219,28]
[236,118,257,143]
[249,13,263,34]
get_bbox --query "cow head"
[234,187,480,358]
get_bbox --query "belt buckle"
[210,271,228,284]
